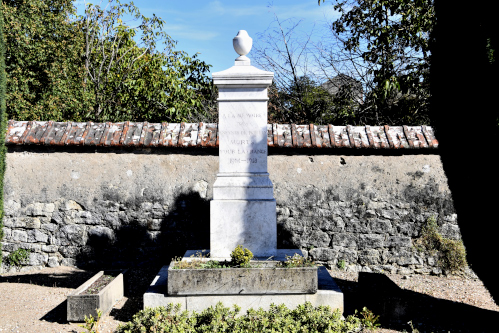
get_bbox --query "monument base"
[210,200,277,258]
[143,250,344,314]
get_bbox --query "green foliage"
[337,259,346,270]
[117,302,366,333]
[2,0,212,123]
[357,307,381,331]
[230,245,254,268]
[317,0,432,125]
[81,0,212,122]
[277,254,316,268]
[2,0,92,121]
[5,248,30,267]
[200,260,229,269]
[79,309,102,333]
[416,215,467,274]
[0,3,6,266]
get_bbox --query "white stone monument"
[143,31,343,313]
[210,30,276,258]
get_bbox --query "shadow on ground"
[336,272,498,333]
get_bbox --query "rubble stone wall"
[1,146,459,275]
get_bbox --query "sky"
[74,0,340,74]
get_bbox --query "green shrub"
[5,248,30,267]
[230,245,253,268]
[116,302,366,333]
[337,259,346,270]
[416,216,467,274]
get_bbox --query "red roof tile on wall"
[5,120,438,149]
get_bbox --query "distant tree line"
[3,0,495,125]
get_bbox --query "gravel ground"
[1,265,498,333]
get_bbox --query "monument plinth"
[210,30,276,258]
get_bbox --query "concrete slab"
[143,266,343,314]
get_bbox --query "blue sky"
[74,0,340,74]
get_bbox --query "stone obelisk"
[210,30,276,258]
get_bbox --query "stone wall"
[1,146,460,274]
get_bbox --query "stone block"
[26,203,47,216]
[2,227,11,240]
[41,223,58,232]
[60,200,83,211]
[12,230,28,242]
[88,226,115,243]
[333,246,358,262]
[210,200,276,258]
[309,247,337,261]
[306,230,330,248]
[67,270,125,321]
[42,245,59,253]
[345,219,369,233]
[61,258,77,267]
[48,257,60,267]
[359,249,380,265]
[332,233,357,248]
[26,217,43,229]
[55,224,87,246]
[388,236,412,248]
[27,229,49,243]
[3,217,14,227]
[4,200,21,217]
[440,223,461,240]
[168,263,317,295]
[369,219,393,234]
[358,234,384,248]
[29,252,48,266]
[13,217,27,228]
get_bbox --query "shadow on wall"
[74,190,211,269]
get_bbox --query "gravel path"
[1,265,498,333]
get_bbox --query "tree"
[82,0,212,122]
[318,0,434,125]
[2,0,92,121]
[2,0,213,123]
[254,16,347,124]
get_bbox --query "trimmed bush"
[117,302,364,333]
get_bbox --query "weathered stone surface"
[48,256,60,267]
[3,149,461,275]
[168,262,318,295]
[88,226,115,243]
[29,252,48,266]
[12,230,28,242]
[332,233,357,248]
[55,225,87,246]
[67,270,124,321]
[309,248,336,261]
[358,234,384,248]
[27,229,49,243]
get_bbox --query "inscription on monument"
[219,109,268,172]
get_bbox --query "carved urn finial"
[233,30,252,62]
